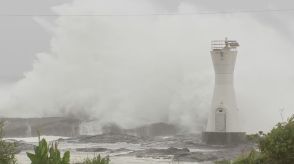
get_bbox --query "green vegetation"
[259,115,294,163]
[246,131,264,143]
[26,135,111,164]
[26,134,70,164]
[82,155,110,164]
[0,121,17,164]
[232,150,266,164]
[215,114,294,164]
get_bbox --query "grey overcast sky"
[0,0,294,81]
[0,0,70,81]
[0,0,292,81]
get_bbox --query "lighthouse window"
[216,108,224,113]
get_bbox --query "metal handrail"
[211,39,239,51]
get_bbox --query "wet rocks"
[76,147,108,152]
[77,133,142,144]
[127,147,218,162]
[110,148,131,153]
[126,122,179,137]
[174,152,218,162]
[76,147,132,153]
[14,141,34,153]
[128,147,188,158]
[167,147,190,154]
[100,122,181,138]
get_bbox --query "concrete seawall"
[1,117,80,137]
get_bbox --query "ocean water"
[9,136,203,164]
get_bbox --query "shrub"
[27,135,70,164]
[215,114,294,164]
[233,150,266,164]
[0,121,17,164]
[246,131,264,144]
[259,115,294,163]
[82,155,110,164]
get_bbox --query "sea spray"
[0,0,294,133]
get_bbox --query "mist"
[0,0,294,133]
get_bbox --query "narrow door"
[215,108,226,132]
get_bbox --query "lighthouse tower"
[203,38,245,144]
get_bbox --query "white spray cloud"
[1,0,294,133]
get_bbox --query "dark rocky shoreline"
[62,133,255,163]
[2,118,254,163]
[11,132,255,162]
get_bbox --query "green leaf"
[62,151,70,164]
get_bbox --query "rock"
[174,152,218,162]
[76,147,132,153]
[76,147,108,152]
[126,146,220,162]
[77,133,142,143]
[128,147,191,159]
[126,122,179,137]
[102,123,124,134]
[110,148,131,153]
[15,141,34,153]
[100,122,180,138]
[167,147,190,154]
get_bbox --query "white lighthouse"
[203,38,245,144]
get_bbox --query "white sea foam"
[0,0,293,134]
[14,136,201,164]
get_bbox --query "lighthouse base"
[202,132,246,145]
